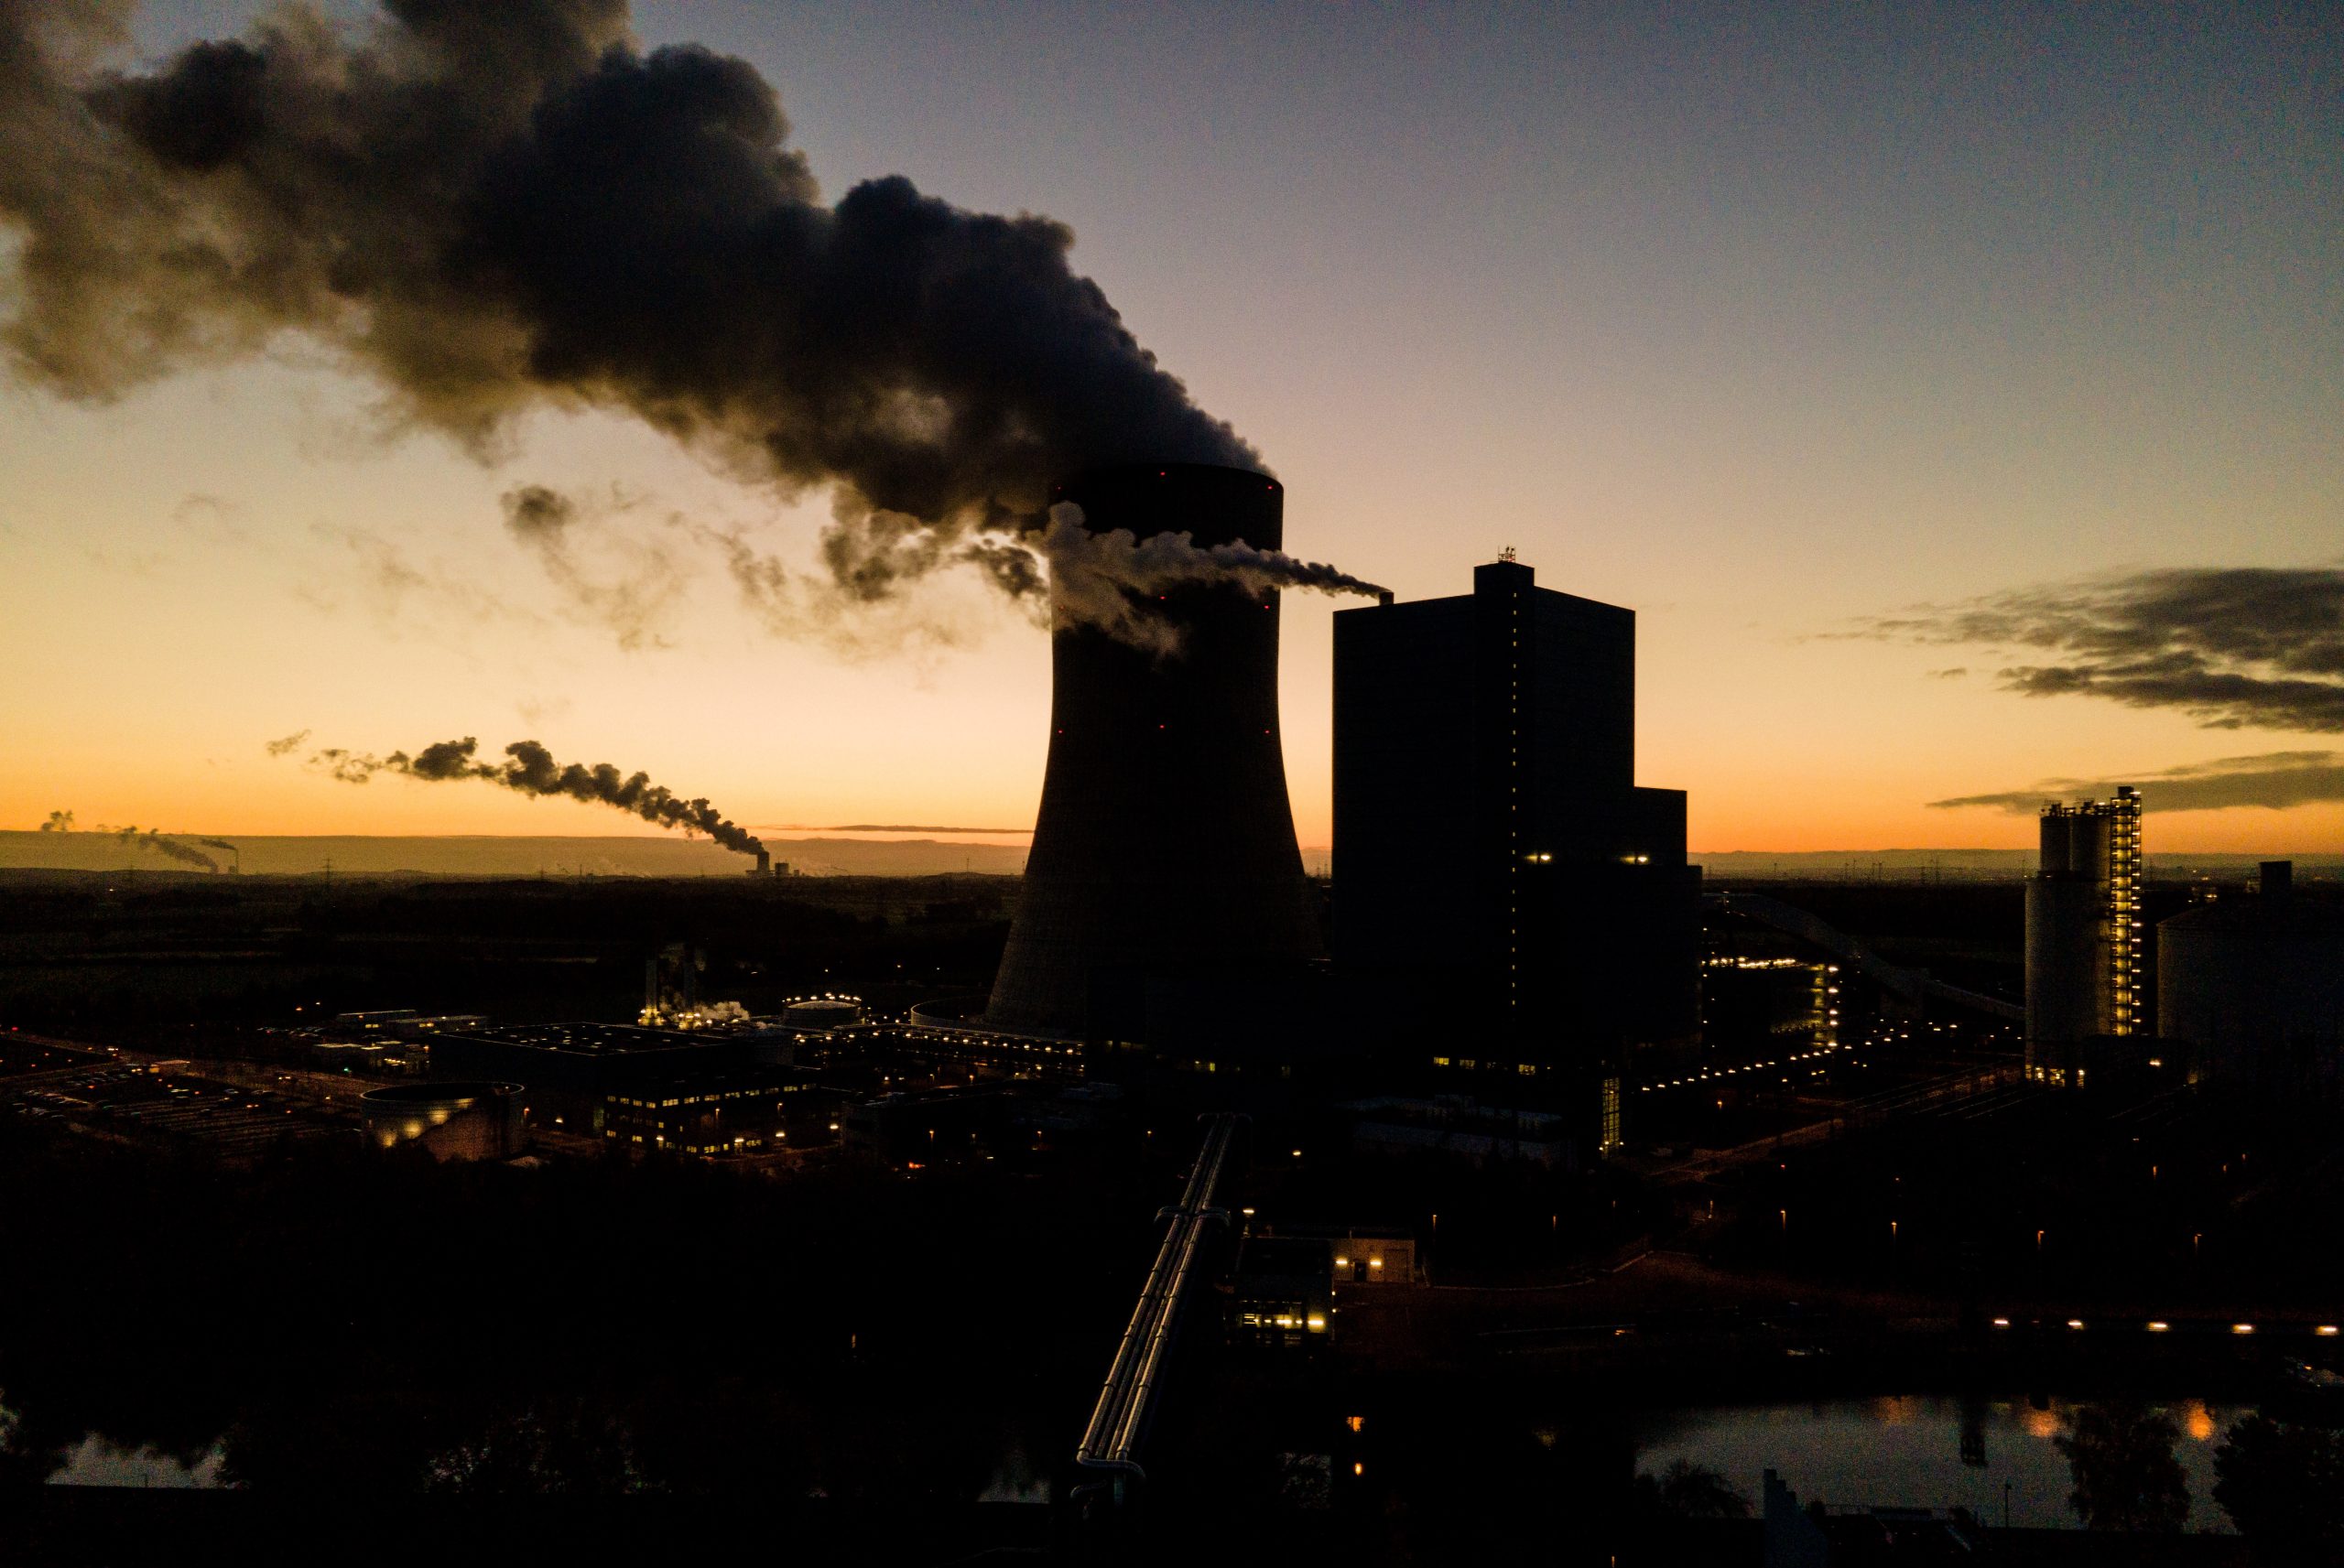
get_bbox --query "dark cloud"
[0,0,1312,632]
[1852,567,2344,732]
[1926,666,1968,680]
[263,730,309,756]
[308,734,761,856]
[1929,751,2344,814]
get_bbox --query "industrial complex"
[5,462,2340,1562]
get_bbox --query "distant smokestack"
[987,464,1321,1036]
[753,848,772,877]
[114,827,219,872]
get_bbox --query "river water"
[1636,1394,2245,1531]
[24,1390,2254,1530]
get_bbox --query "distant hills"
[1691,849,2341,881]
[4,833,2332,882]
[0,832,1030,880]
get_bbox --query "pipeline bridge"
[1071,1112,1240,1510]
[1707,889,2025,1023]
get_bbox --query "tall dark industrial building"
[2024,787,2142,1084]
[1332,556,1698,1148]
[2158,860,2344,1103]
[986,464,1321,1038]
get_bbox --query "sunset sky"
[4,2,2339,853]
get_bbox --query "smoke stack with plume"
[113,827,220,871]
[0,1,1376,642]
[309,738,764,860]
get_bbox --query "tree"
[1634,1458,1751,1519]
[2212,1413,2344,1565]
[2054,1400,2187,1533]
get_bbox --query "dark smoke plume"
[1849,567,2344,733]
[264,730,309,757]
[311,736,762,856]
[113,826,220,871]
[0,1,1325,635]
[39,809,75,832]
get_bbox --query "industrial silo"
[2024,790,2141,1080]
[985,463,1321,1036]
[358,1081,526,1161]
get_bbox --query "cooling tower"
[987,463,1322,1036]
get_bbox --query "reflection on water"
[1637,1395,2244,1533]
[49,1433,228,1488]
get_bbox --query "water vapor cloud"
[973,503,1389,654]
[499,484,685,651]
[0,0,1374,645]
[1853,567,2344,732]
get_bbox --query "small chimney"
[2260,860,2293,902]
[1376,589,1394,606]
[752,848,772,877]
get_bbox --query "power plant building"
[2158,861,2344,1104]
[2024,787,2142,1085]
[987,464,1321,1040]
[1331,555,1698,1151]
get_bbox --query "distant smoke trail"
[196,838,236,852]
[264,730,310,757]
[974,503,1390,654]
[113,826,220,871]
[311,737,763,858]
[39,809,75,832]
[0,2,1387,634]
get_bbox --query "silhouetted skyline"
[4,1,2339,853]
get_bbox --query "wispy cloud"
[1850,567,2344,732]
[1929,751,2344,814]
[500,484,689,653]
[296,523,534,641]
